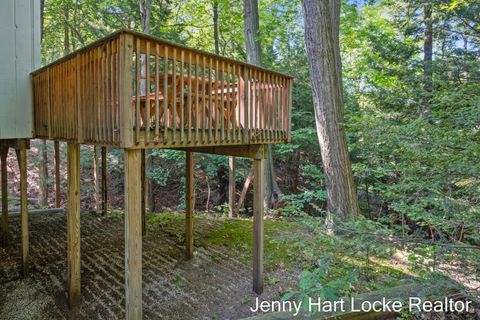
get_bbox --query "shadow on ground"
[0,211,294,320]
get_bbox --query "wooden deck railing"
[32,30,292,148]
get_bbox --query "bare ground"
[0,211,297,320]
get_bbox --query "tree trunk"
[301,0,360,218]
[139,0,151,34]
[64,5,70,55]
[213,0,220,55]
[423,4,433,114]
[243,0,282,208]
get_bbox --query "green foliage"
[282,264,356,311]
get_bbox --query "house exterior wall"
[0,0,40,139]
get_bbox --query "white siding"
[0,0,40,139]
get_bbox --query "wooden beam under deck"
[175,144,267,160]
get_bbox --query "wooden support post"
[228,156,236,218]
[185,151,194,259]
[54,141,61,208]
[253,158,264,294]
[124,149,143,320]
[141,149,146,236]
[67,143,81,307]
[93,146,99,211]
[17,142,29,276]
[1,145,8,247]
[101,146,108,216]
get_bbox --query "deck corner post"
[16,141,29,276]
[185,151,195,259]
[67,142,81,307]
[253,156,265,294]
[124,148,143,320]
[119,33,135,149]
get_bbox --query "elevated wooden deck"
[31,29,292,149]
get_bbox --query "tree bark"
[139,0,151,34]
[213,0,220,55]
[243,0,282,208]
[64,5,70,55]
[301,0,360,218]
[423,4,433,115]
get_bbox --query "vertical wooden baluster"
[94,49,99,142]
[208,58,213,143]
[172,47,177,144]
[202,56,207,143]
[288,78,293,141]
[115,40,120,144]
[256,69,260,140]
[135,39,141,144]
[154,44,160,141]
[77,54,83,143]
[265,72,269,142]
[243,66,249,143]
[236,66,243,142]
[273,75,277,142]
[110,41,116,144]
[180,50,184,143]
[278,76,283,140]
[163,45,168,142]
[194,54,199,142]
[250,69,255,138]
[187,52,192,143]
[273,74,276,141]
[145,41,151,144]
[265,74,272,141]
[231,64,236,142]
[220,61,225,142]
[101,46,106,143]
[214,59,219,141]
[225,63,230,142]
[105,42,110,143]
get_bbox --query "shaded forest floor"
[1,210,479,319]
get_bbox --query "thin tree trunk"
[423,4,433,115]
[213,0,220,55]
[64,5,70,55]
[301,0,360,218]
[243,0,282,208]
[139,0,151,34]
[39,140,48,207]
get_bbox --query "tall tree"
[243,0,282,208]
[423,3,433,114]
[301,0,360,218]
